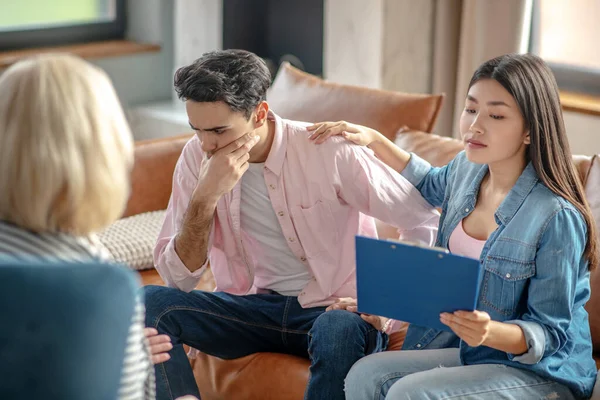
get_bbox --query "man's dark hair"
[174,49,271,119]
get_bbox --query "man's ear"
[253,101,269,128]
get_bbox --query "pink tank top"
[448,219,486,260]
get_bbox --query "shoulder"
[0,221,101,262]
[282,118,370,160]
[174,135,205,184]
[529,183,585,230]
[180,135,205,166]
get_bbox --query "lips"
[465,138,487,148]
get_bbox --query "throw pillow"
[98,210,166,270]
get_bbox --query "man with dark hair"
[145,49,438,400]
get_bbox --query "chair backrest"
[0,260,139,400]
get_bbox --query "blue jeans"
[344,348,577,400]
[144,286,387,400]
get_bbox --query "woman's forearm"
[366,129,412,173]
[484,321,528,355]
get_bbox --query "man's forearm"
[174,195,218,273]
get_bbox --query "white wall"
[564,112,600,156]
[90,0,174,108]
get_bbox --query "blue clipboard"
[355,236,483,332]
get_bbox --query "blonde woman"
[0,54,163,399]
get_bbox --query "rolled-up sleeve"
[504,319,546,364]
[153,138,213,292]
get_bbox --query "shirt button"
[465,208,469,212]
[269,184,276,189]
[416,344,422,348]
[300,256,307,262]
[288,237,295,242]
[505,273,511,278]
[278,211,285,217]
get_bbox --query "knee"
[311,310,368,339]
[143,285,178,326]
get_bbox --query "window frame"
[0,0,126,51]
[529,0,600,96]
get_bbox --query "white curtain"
[432,0,531,137]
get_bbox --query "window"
[0,0,126,51]
[529,0,600,95]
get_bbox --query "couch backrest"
[267,62,445,139]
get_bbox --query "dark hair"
[469,53,598,270]
[174,49,271,119]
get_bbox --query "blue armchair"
[0,260,140,400]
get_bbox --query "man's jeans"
[144,286,388,400]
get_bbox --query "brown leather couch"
[130,64,600,399]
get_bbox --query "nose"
[469,113,484,135]
[198,132,217,154]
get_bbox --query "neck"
[487,152,528,194]
[249,118,275,163]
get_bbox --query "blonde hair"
[0,54,133,235]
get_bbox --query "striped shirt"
[0,221,156,400]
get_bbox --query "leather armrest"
[123,134,193,218]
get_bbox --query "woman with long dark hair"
[309,53,598,399]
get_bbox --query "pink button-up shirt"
[154,112,439,311]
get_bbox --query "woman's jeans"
[345,348,577,400]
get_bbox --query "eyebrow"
[188,122,231,132]
[467,95,510,107]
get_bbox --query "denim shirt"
[401,151,597,399]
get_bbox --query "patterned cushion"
[98,210,166,270]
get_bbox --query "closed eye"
[490,114,504,120]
